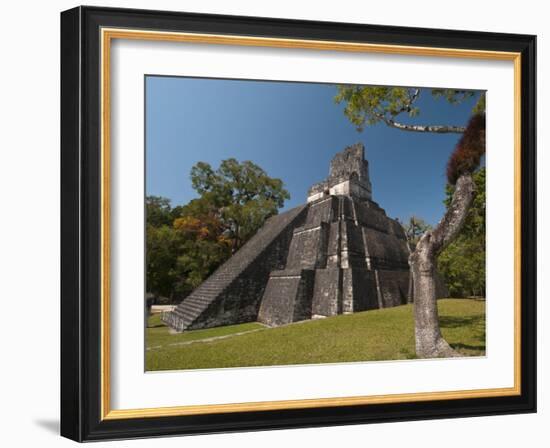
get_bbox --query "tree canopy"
[191,158,289,252]
[334,86,483,134]
[146,158,289,302]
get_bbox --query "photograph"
[57,5,537,442]
[144,77,487,371]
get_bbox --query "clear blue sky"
[145,76,481,225]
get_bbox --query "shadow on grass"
[439,315,484,329]
[440,314,486,353]
[450,342,486,352]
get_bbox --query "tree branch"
[372,111,466,133]
[421,173,476,257]
[385,119,466,134]
[407,88,420,108]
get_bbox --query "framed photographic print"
[60,6,536,442]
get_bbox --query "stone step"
[175,316,195,326]
[190,290,225,297]
[191,285,229,293]
[186,294,216,301]
[188,292,219,299]
[188,288,221,296]
[177,303,204,314]
[172,312,196,324]
[195,283,229,290]
[181,303,209,313]
[184,299,215,307]
[179,297,212,307]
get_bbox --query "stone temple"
[163,143,446,332]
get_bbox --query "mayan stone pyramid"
[163,143,446,332]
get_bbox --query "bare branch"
[427,173,476,255]
[385,119,466,134]
[372,111,466,133]
[407,88,420,107]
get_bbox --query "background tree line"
[146,158,289,303]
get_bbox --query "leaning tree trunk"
[410,173,476,358]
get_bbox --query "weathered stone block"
[342,268,379,313]
[340,220,367,269]
[312,268,342,317]
[286,222,329,270]
[376,269,410,307]
[305,196,338,226]
[362,227,410,270]
[354,200,392,234]
[258,269,315,326]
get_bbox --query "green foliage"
[146,223,181,300]
[334,86,483,132]
[438,168,486,297]
[146,196,173,227]
[145,158,289,302]
[174,214,232,294]
[403,216,432,250]
[334,86,421,131]
[472,92,486,115]
[431,89,476,104]
[191,158,289,251]
[191,159,288,207]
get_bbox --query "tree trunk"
[410,173,476,358]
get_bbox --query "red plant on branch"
[446,113,486,185]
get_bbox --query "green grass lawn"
[146,299,485,371]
